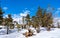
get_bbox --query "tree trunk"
[7,25,9,34]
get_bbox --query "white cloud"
[13,16,22,24]
[20,10,30,16]
[3,9,30,24]
[3,7,8,10]
[13,9,30,24]
[57,8,60,11]
[3,14,8,18]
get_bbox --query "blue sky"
[1,0,60,18]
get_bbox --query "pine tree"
[42,10,47,27]
[32,16,37,28]
[31,6,43,33]
[47,5,53,27]
[36,6,43,27]
[5,17,9,34]
[25,14,30,27]
[5,14,13,34]
[8,14,13,29]
[47,13,53,26]
[46,12,53,31]
[0,7,3,25]
[36,6,42,17]
[32,16,40,33]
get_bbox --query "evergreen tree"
[31,6,43,33]
[0,7,3,25]
[32,16,40,33]
[32,16,37,28]
[46,13,53,31]
[36,6,43,27]
[42,10,47,27]
[36,6,42,17]
[5,14,13,34]
[5,17,9,34]
[25,14,30,27]
[47,13,53,26]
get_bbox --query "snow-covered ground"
[0,27,60,38]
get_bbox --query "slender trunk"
[7,25,9,34]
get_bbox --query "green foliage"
[0,8,3,25]
[36,6,43,27]
[42,10,47,27]
[8,14,13,22]
[31,6,53,28]
[5,14,13,25]
[25,14,31,26]
[36,6,42,17]
[5,14,13,34]
[32,16,39,28]
[26,14,30,21]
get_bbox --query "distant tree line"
[25,6,53,28]
[0,6,54,33]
